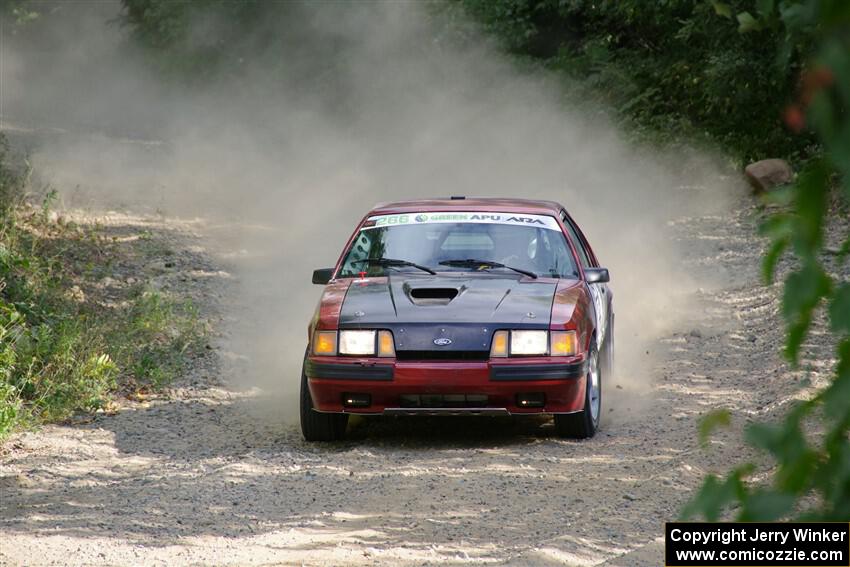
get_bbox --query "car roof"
[369,197,565,216]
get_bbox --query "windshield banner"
[365,212,562,231]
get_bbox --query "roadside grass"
[0,136,203,440]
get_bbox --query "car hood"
[338,274,562,352]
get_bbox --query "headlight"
[511,330,548,355]
[330,329,396,357]
[489,330,578,357]
[339,330,376,355]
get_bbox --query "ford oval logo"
[433,338,452,346]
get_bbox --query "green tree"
[458,0,818,162]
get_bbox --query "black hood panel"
[338,274,558,351]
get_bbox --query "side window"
[541,228,579,278]
[341,230,374,275]
[560,211,592,268]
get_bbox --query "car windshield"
[339,212,580,278]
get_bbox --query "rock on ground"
[744,158,794,193]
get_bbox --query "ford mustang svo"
[302,197,613,441]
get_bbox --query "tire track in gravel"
[2,201,844,566]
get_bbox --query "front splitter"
[381,407,510,416]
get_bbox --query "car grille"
[395,350,489,361]
[399,394,489,407]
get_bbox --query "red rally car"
[302,197,613,441]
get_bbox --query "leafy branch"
[684,0,850,522]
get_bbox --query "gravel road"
[1,202,842,566]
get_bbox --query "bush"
[0,135,202,440]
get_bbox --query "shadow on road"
[2,390,681,564]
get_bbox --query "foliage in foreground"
[684,0,850,521]
[0,137,202,440]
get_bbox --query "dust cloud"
[1,1,742,420]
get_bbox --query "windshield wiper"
[352,258,436,275]
[439,259,538,279]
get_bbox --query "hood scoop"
[407,286,461,306]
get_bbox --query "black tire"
[554,341,601,439]
[300,362,348,442]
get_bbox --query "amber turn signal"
[490,330,509,357]
[550,330,578,357]
[378,330,395,357]
[313,331,337,356]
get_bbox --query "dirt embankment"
[0,202,846,566]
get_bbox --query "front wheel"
[300,362,348,442]
[554,342,601,439]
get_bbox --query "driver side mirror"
[584,267,609,284]
[312,268,334,285]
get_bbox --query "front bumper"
[305,356,587,414]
